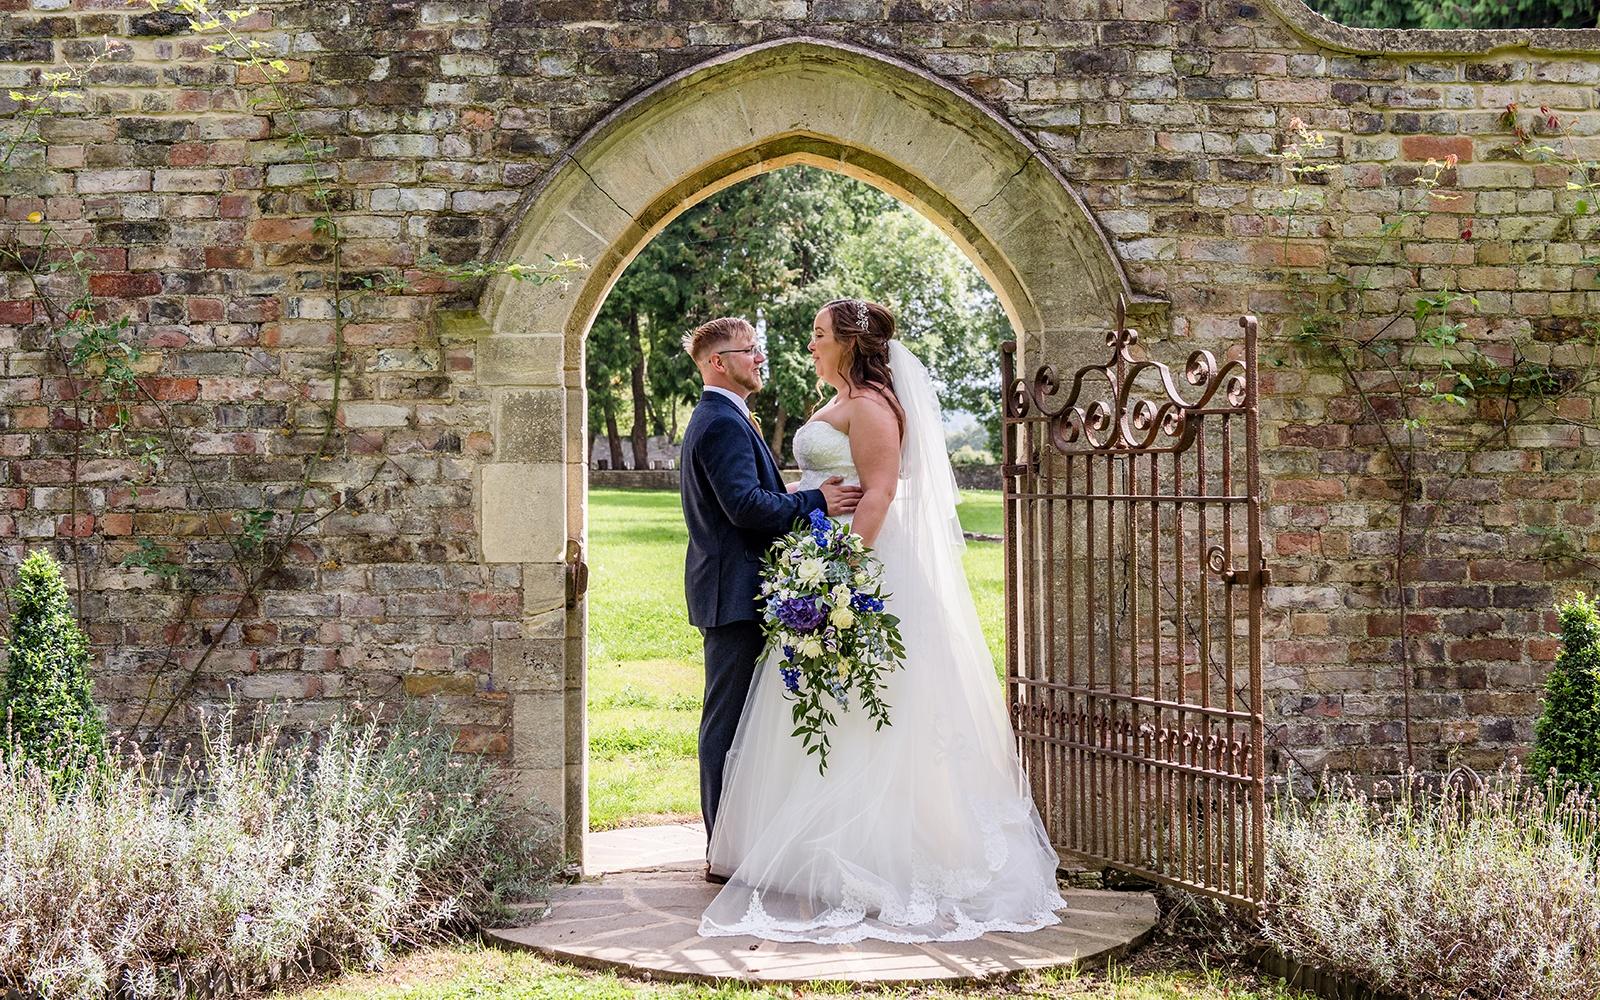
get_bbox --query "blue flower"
[781,644,795,661]
[850,592,884,613]
[775,597,825,632]
[808,509,830,532]
[780,665,801,693]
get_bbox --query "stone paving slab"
[489,861,1158,985]
[585,822,706,876]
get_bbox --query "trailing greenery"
[1531,594,1600,789]
[1307,0,1597,29]
[1,550,107,788]
[0,709,556,999]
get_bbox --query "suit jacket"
[679,391,826,628]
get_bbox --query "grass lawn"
[586,487,1007,830]
[277,941,1311,1000]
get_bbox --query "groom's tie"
[746,410,762,438]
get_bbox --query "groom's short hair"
[683,317,754,363]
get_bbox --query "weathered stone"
[480,462,565,562]
[493,637,564,691]
[494,389,564,463]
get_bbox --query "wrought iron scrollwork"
[1003,296,1253,455]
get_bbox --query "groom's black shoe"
[703,864,729,885]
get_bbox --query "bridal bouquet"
[759,509,906,774]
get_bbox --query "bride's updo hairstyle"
[823,298,904,432]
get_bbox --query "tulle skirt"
[698,501,1067,944]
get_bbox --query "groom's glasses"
[716,346,762,358]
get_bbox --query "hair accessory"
[850,299,869,332]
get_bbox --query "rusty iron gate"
[1000,301,1267,906]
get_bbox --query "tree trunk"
[604,399,624,470]
[628,307,649,470]
[768,404,788,463]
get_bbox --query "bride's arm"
[846,395,901,548]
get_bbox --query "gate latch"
[565,537,589,609]
[1224,561,1272,588]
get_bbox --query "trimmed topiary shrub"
[2,549,107,786]
[1531,593,1600,790]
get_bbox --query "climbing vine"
[1271,111,1600,766]
[0,1,582,735]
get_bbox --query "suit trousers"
[699,619,765,840]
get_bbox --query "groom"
[678,316,860,878]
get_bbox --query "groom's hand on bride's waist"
[820,476,862,516]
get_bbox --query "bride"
[699,298,1067,944]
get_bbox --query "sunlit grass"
[276,943,1313,1000]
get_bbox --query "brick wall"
[3,0,1600,825]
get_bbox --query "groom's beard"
[731,370,763,396]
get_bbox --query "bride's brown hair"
[822,298,904,434]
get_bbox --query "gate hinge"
[565,537,589,609]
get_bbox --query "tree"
[833,207,1012,451]
[3,549,108,787]
[1530,594,1600,789]
[1306,0,1595,29]
[587,166,1013,461]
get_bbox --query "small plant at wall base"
[1,549,107,789]
[1530,593,1600,790]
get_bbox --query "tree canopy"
[586,166,1011,465]
[1305,0,1595,29]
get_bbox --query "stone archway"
[472,36,1138,859]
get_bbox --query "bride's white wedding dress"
[699,342,1067,945]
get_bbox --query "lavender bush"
[1264,770,1600,1000]
[0,709,555,999]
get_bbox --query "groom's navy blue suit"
[680,390,825,836]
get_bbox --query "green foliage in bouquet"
[760,510,906,774]
[1531,593,1600,790]
[2,550,107,788]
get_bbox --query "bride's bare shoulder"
[840,389,900,439]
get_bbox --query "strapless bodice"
[792,420,857,492]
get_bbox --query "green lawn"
[586,487,1006,830]
[277,942,1311,1000]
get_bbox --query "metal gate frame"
[1000,299,1267,906]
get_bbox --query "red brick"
[250,218,317,242]
[144,378,200,401]
[1448,638,1522,662]
[87,273,162,297]
[1273,479,1344,502]
[206,246,252,269]
[56,513,94,537]
[0,300,35,324]
[1400,135,1474,163]
[186,298,226,322]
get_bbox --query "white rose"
[829,605,855,630]
[798,636,823,658]
[797,558,826,586]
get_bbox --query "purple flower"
[775,597,825,632]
